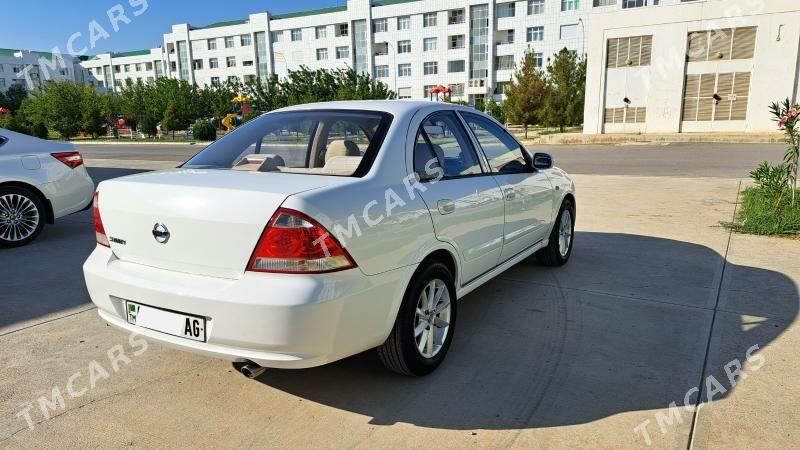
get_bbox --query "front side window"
[184,111,392,177]
[461,113,528,174]
[414,112,482,180]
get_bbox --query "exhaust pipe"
[239,362,266,379]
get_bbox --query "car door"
[459,112,554,263]
[412,111,505,285]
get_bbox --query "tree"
[485,97,506,124]
[245,74,287,113]
[21,82,83,140]
[139,114,158,138]
[161,101,182,139]
[543,48,586,133]
[4,84,28,112]
[81,85,107,138]
[504,50,548,139]
[0,90,6,110]
[119,80,148,126]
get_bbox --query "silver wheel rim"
[0,194,40,242]
[414,278,451,359]
[558,209,573,258]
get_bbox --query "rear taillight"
[93,192,109,247]
[51,151,84,169]
[248,208,356,274]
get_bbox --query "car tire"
[0,186,46,248]
[377,261,457,376]
[536,198,575,267]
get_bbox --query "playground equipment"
[222,95,253,132]
[427,85,452,102]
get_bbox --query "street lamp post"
[578,18,586,58]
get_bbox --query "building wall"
[584,0,800,134]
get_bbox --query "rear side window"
[461,113,528,174]
[0,136,6,148]
[184,110,392,177]
[413,112,482,180]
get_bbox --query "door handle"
[437,199,455,215]
[504,189,516,201]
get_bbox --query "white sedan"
[0,128,94,247]
[84,101,575,376]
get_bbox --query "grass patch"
[725,187,800,236]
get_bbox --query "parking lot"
[1,143,797,448]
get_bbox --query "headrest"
[326,140,361,162]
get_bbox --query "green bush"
[728,186,800,235]
[1,113,31,135]
[31,122,48,139]
[193,120,216,141]
[139,115,158,138]
[243,110,260,124]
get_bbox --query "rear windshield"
[183,110,392,177]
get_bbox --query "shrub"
[139,115,158,138]
[31,122,48,139]
[750,161,788,199]
[193,120,216,141]
[1,113,31,135]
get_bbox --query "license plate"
[125,301,206,342]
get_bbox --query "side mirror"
[532,152,553,170]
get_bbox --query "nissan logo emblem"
[152,223,170,244]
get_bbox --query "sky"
[0,0,344,55]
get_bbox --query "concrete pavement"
[0,153,798,448]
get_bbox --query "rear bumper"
[83,246,414,368]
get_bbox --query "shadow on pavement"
[255,232,797,430]
[0,167,147,331]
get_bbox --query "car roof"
[274,100,475,118]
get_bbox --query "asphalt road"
[76,142,787,178]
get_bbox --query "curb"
[72,140,211,146]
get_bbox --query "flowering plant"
[769,99,800,206]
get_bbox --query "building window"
[561,0,581,11]
[124,64,130,72]
[495,55,515,70]
[449,35,465,49]
[527,26,544,42]
[193,59,203,70]
[336,46,350,59]
[528,0,545,14]
[449,83,464,96]
[448,60,465,73]
[532,52,544,68]
[211,76,220,85]
[682,72,751,122]
[397,16,411,30]
[336,23,349,37]
[424,61,438,75]
[206,39,216,50]
[499,29,514,44]
[240,34,252,46]
[398,63,411,77]
[687,27,756,62]
[594,0,617,6]
[209,58,219,69]
[622,0,655,8]
[316,48,328,61]
[423,12,437,27]
[495,81,511,95]
[397,87,412,99]
[606,35,653,68]
[135,63,142,71]
[423,37,437,52]
[243,60,254,67]
[228,76,239,83]
[604,107,647,124]
[226,56,236,68]
[291,29,302,41]
[497,2,516,18]
[146,62,153,71]
[373,19,387,33]
[448,9,465,25]
[272,31,284,42]
[424,84,437,97]
[315,26,327,39]
[374,65,389,78]
[397,40,411,54]
[560,24,578,39]
[224,36,235,48]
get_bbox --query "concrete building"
[0,49,81,93]
[75,0,690,102]
[583,0,800,134]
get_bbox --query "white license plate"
[125,301,206,342]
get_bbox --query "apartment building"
[0,49,80,93]
[76,0,688,103]
[583,0,800,134]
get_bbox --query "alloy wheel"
[0,194,40,242]
[413,278,451,358]
[558,209,573,258]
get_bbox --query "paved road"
[77,142,787,178]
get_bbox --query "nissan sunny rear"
[83,101,575,376]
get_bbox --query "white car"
[0,128,94,247]
[84,101,575,376]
